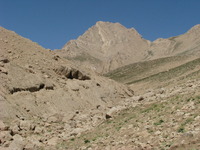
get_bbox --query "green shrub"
[154,119,164,126]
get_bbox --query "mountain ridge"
[57,21,200,73]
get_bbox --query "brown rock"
[0,58,9,63]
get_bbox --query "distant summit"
[58,21,149,73]
[56,22,200,73]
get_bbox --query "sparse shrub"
[92,138,97,141]
[182,118,193,126]
[84,139,90,143]
[116,126,122,131]
[154,119,164,126]
[147,128,154,133]
[177,126,185,133]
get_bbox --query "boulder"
[34,126,43,134]
[9,134,25,150]
[105,106,124,119]
[25,135,43,150]
[47,114,63,123]
[0,131,12,144]
[46,137,59,146]
[0,67,8,74]
[10,125,20,135]
[0,58,9,63]
[54,66,90,80]
[0,120,7,131]
[19,120,32,131]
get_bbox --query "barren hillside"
[0,27,134,149]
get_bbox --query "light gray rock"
[46,137,59,146]
[47,116,58,123]
[106,107,119,119]
[34,126,43,134]
[19,120,32,131]
[0,120,7,131]
[10,125,20,135]
[0,131,12,143]
[9,134,25,150]
[70,128,85,137]
[0,67,8,74]
[25,135,43,150]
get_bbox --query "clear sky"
[1,0,200,50]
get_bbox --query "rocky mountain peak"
[60,21,149,73]
[76,21,142,44]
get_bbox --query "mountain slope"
[148,24,200,59]
[105,55,198,84]
[0,27,134,149]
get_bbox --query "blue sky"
[1,0,200,49]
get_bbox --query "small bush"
[154,119,164,126]
[177,127,185,133]
[84,139,90,143]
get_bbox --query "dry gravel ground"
[61,79,200,150]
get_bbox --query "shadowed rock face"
[10,83,45,94]
[54,66,91,80]
[57,21,200,73]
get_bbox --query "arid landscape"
[1,21,200,150]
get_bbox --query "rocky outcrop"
[54,66,90,80]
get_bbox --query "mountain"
[56,21,150,73]
[0,27,134,149]
[57,22,200,73]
